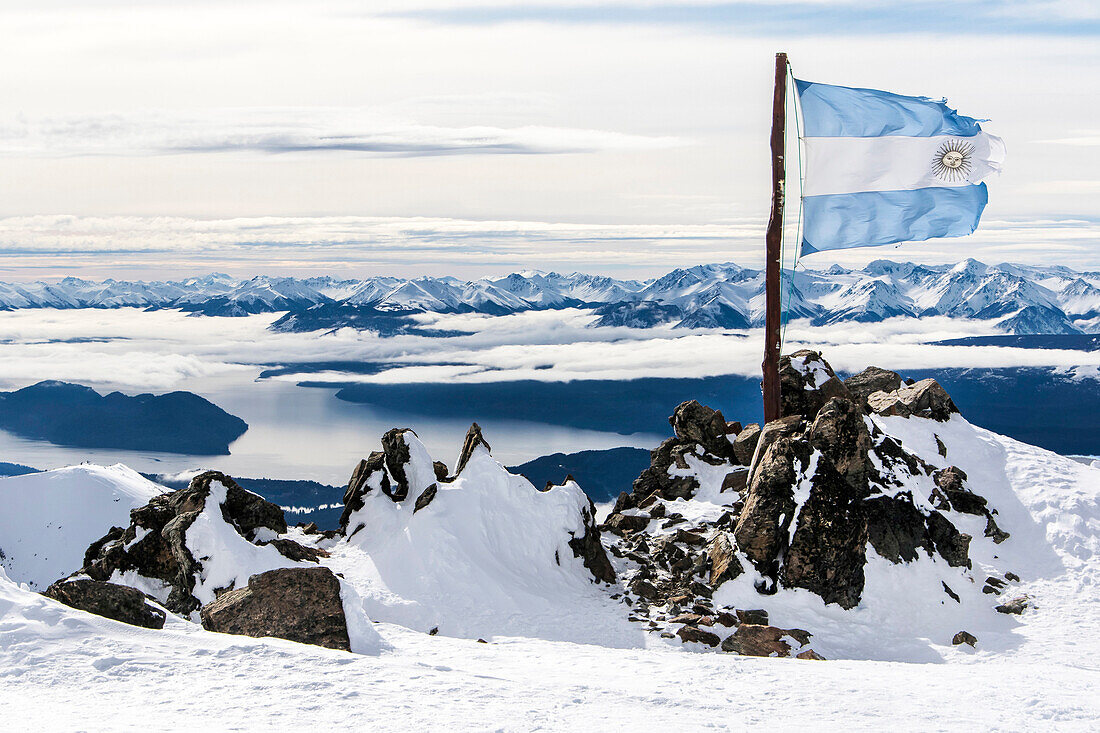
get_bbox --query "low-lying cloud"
[0,109,682,158]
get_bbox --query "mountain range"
[2,259,1098,335]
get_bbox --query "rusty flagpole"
[761,52,787,424]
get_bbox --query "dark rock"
[734,430,807,573]
[796,649,826,660]
[42,579,165,630]
[935,435,948,458]
[934,466,987,515]
[726,421,743,434]
[779,350,852,421]
[413,483,438,513]
[941,581,960,603]
[612,491,637,513]
[200,566,351,651]
[984,515,1011,544]
[432,461,450,482]
[1005,571,1020,582]
[843,366,902,403]
[568,500,616,584]
[926,512,972,568]
[995,596,1030,615]
[708,532,743,587]
[604,512,651,536]
[871,379,958,421]
[669,400,736,460]
[632,437,699,501]
[865,495,933,564]
[300,522,320,535]
[80,470,291,616]
[732,424,761,466]
[721,624,798,657]
[340,451,388,531]
[722,469,749,493]
[669,613,703,625]
[262,538,327,563]
[629,577,660,601]
[952,630,977,647]
[455,422,492,477]
[381,428,416,501]
[676,625,721,647]
[735,609,769,626]
[781,458,868,610]
[809,397,873,491]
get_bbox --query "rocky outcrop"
[74,471,316,615]
[606,351,1007,650]
[340,452,388,530]
[42,579,166,629]
[720,624,812,657]
[867,378,959,421]
[843,366,902,404]
[455,422,491,477]
[200,566,351,651]
[569,500,616,584]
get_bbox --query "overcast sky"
[0,0,1097,280]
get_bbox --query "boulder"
[870,379,958,421]
[604,512,651,536]
[844,366,902,404]
[732,423,762,466]
[455,422,492,477]
[632,437,699,501]
[796,649,826,660]
[42,579,166,630]
[995,596,1030,615]
[779,350,852,420]
[721,624,804,657]
[676,625,721,647]
[669,400,736,461]
[200,566,351,651]
[952,630,977,647]
[708,532,744,587]
[735,609,769,626]
[413,483,438,513]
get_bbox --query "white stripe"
[802,132,1005,197]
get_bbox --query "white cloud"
[0,109,682,158]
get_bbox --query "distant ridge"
[1,259,1098,335]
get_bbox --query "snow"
[0,464,164,589]
[1,416,1099,728]
[330,435,640,646]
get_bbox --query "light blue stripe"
[794,79,984,138]
[801,185,988,255]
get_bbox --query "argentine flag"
[795,79,1005,256]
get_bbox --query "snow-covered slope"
[0,465,163,590]
[329,431,640,646]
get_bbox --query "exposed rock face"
[381,428,416,501]
[952,630,977,646]
[42,579,166,629]
[844,366,902,404]
[340,452,388,530]
[569,500,616,584]
[76,471,313,615]
[606,351,1006,651]
[455,422,491,476]
[200,566,351,651]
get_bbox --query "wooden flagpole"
[762,52,787,424]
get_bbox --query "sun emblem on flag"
[931,139,974,182]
